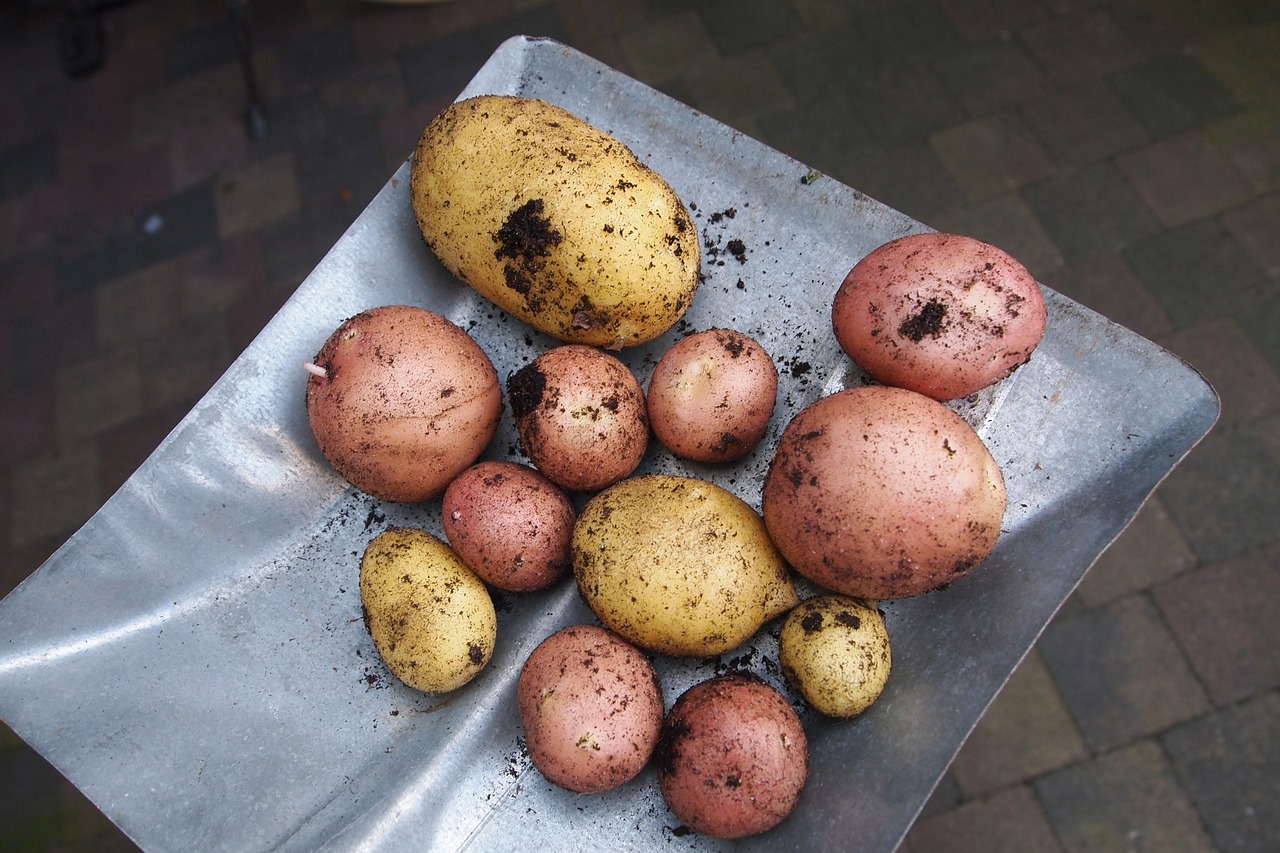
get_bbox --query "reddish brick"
[0,381,55,468]
[97,403,189,497]
[167,113,250,191]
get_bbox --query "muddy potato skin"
[442,461,576,592]
[306,305,502,502]
[411,95,701,349]
[506,345,648,492]
[359,527,497,693]
[780,595,891,718]
[647,328,779,463]
[657,673,808,839]
[517,625,664,794]
[573,474,799,657]
[832,232,1047,401]
[762,386,1007,600]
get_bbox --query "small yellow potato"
[572,475,799,657]
[779,596,891,718]
[411,95,701,349]
[359,527,497,693]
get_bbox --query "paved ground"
[2,0,1278,850]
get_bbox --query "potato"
[305,305,502,502]
[506,345,649,492]
[762,385,1006,600]
[411,95,701,349]
[359,527,496,693]
[779,595,891,718]
[572,474,799,657]
[832,231,1047,401]
[647,328,778,463]
[442,461,575,592]
[517,625,664,794]
[657,673,808,839]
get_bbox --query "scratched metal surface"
[0,37,1218,853]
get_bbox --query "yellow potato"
[779,595,891,718]
[359,527,497,693]
[572,475,799,657]
[410,95,701,349]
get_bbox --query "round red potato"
[442,461,576,592]
[305,305,502,502]
[647,328,778,463]
[506,345,649,492]
[832,232,1047,401]
[657,673,808,839]
[518,625,664,794]
[762,385,1007,600]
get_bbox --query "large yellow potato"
[410,95,701,349]
[359,527,497,693]
[572,475,799,657]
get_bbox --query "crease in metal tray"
[0,36,1219,853]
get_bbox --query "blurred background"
[1,0,1277,850]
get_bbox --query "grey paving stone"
[9,444,102,548]
[835,141,966,224]
[1021,81,1151,168]
[755,91,876,177]
[0,133,57,200]
[1022,161,1161,262]
[274,18,359,94]
[930,112,1056,202]
[1035,739,1216,853]
[53,352,144,443]
[936,0,1053,45]
[855,0,965,68]
[1116,130,1256,228]
[213,152,301,239]
[162,18,239,82]
[1159,423,1280,562]
[1223,192,1280,284]
[1019,9,1143,86]
[949,649,1087,797]
[694,0,804,57]
[766,23,878,106]
[681,50,794,131]
[1038,595,1210,751]
[1157,316,1280,428]
[1238,290,1280,378]
[1162,690,1280,853]
[905,785,1065,853]
[1040,254,1175,340]
[1196,21,1280,110]
[933,36,1051,117]
[1208,106,1280,192]
[1153,545,1280,706]
[1108,53,1244,138]
[1123,218,1277,329]
[618,9,721,89]
[1074,494,1197,608]
[844,62,969,147]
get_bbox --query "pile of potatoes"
[302,95,1047,840]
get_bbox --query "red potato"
[305,305,502,502]
[832,232,1047,401]
[506,345,649,492]
[762,385,1007,600]
[517,625,664,794]
[657,673,808,839]
[442,461,576,592]
[647,328,778,463]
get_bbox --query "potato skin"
[442,461,575,592]
[779,595,891,718]
[657,673,808,839]
[762,386,1007,600]
[306,305,502,502]
[507,345,648,492]
[359,527,497,693]
[647,328,778,463]
[832,232,1047,401]
[411,95,701,349]
[572,475,799,657]
[517,625,664,794]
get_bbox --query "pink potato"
[647,328,778,463]
[832,232,1047,401]
[517,625,664,794]
[442,461,576,592]
[506,345,649,492]
[305,305,502,502]
[762,385,1007,600]
[657,673,808,839]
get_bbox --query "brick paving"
[1,0,1278,850]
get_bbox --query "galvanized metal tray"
[0,37,1218,852]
